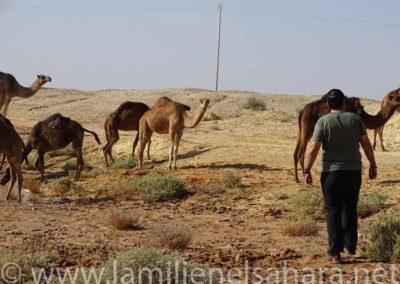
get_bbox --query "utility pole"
[215,1,223,92]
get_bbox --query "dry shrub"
[137,174,185,202]
[220,171,243,189]
[243,97,266,111]
[282,219,319,237]
[364,215,400,263]
[291,187,325,221]
[358,192,388,218]
[150,223,192,250]
[108,209,140,230]
[111,157,137,169]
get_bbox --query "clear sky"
[1,0,399,99]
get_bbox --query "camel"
[0,114,24,201]
[293,91,361,183]
[1,113,101,185]
[138,96,209,170]
[294,90,400,183]
[103,102,151,168]
[0,72,51,117]
[373,88,400,151]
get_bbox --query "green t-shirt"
[311,112,367,172]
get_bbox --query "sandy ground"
[1,88,400,281]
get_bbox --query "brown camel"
[0,72,51,117]
[0,114,24,201]
[138,96,209,169]
[1,113,101,185]
[293,91,361,183]
[103,102,151,168]
[372,88,400,151]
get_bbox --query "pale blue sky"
[1,0,400,99]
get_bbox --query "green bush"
[111,157,137,169]
[364,216,400,262]
[291,187,325,221]
[243,97,266,111]
[137,174,185,202]
[62,159,77,173]
[358,193,388,218]
[0,249,60,282]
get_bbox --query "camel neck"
[16,80,42,98]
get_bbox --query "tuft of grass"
[92,247,212,284]
[358,193,388,218]
[136,174,186,202]
[282,218,319,237]
[291,187,325,221]
[150,224,192,250]
[220,171,243,189]
[111,157,137,169]
[62,159,77,173]
[243,97,266,111]
[0,249,60,282]
[108,209,140,230]
[48,145,76,158]
[364,216,400,263]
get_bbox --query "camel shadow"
[151,148,211,165]
[181,163,286,171]
[380,180,400,185]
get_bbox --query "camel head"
[36,74,52,86]
[199,98,210,109]
[344,97,363,114]
[388,93,400,109]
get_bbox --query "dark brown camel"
[0,114,24,201]
[373,88,400,151]
[293,91,360,183]
[103,102,151,168]
[1,113,101,185]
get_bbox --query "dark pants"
[321,170,362,256]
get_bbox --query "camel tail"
[83,128,101,145]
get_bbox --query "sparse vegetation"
[358,193,388,218]
[93,247,211,284]
[111,157,137,169]
[243,97,266,111]
[204,112,222,121]
[52,177,78,196]
[364,216,400,263]
[62,159,77,173]
[291,187,325,221]
[109,209,140,230]
[150,224,192,250]
[136,174,185,202]
[0,249,60,281]
[282,218,319,237]
[48,144,76,158]
[220,171,243,189]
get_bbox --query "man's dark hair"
[327,89,346,109]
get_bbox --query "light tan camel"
[0,72,51,117]
[0,114,24,201]
[373,88,400,151]
[293,92,360,183]
[138,96,210,169]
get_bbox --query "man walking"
[304,89,377,263]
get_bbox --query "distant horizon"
[2,0,399,100]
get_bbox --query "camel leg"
[173,131,183,170]
[138,127,152,169]
[16,166,23,202]
[168,132,175,170]
[379,125,387,152]
[5,164,16,200]
[2,97,11,117]
[132,132,139,158]
[147,139,151,160]
[35,151,47,183]
[103,132,119,168]
[73,144,84,182]
[293,135,301,183]
[373,128,377,150]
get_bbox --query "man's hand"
[369,165,377,180]
[304,170,313,185]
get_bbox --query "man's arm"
[360,134,377,180]
[304,141,322,184]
